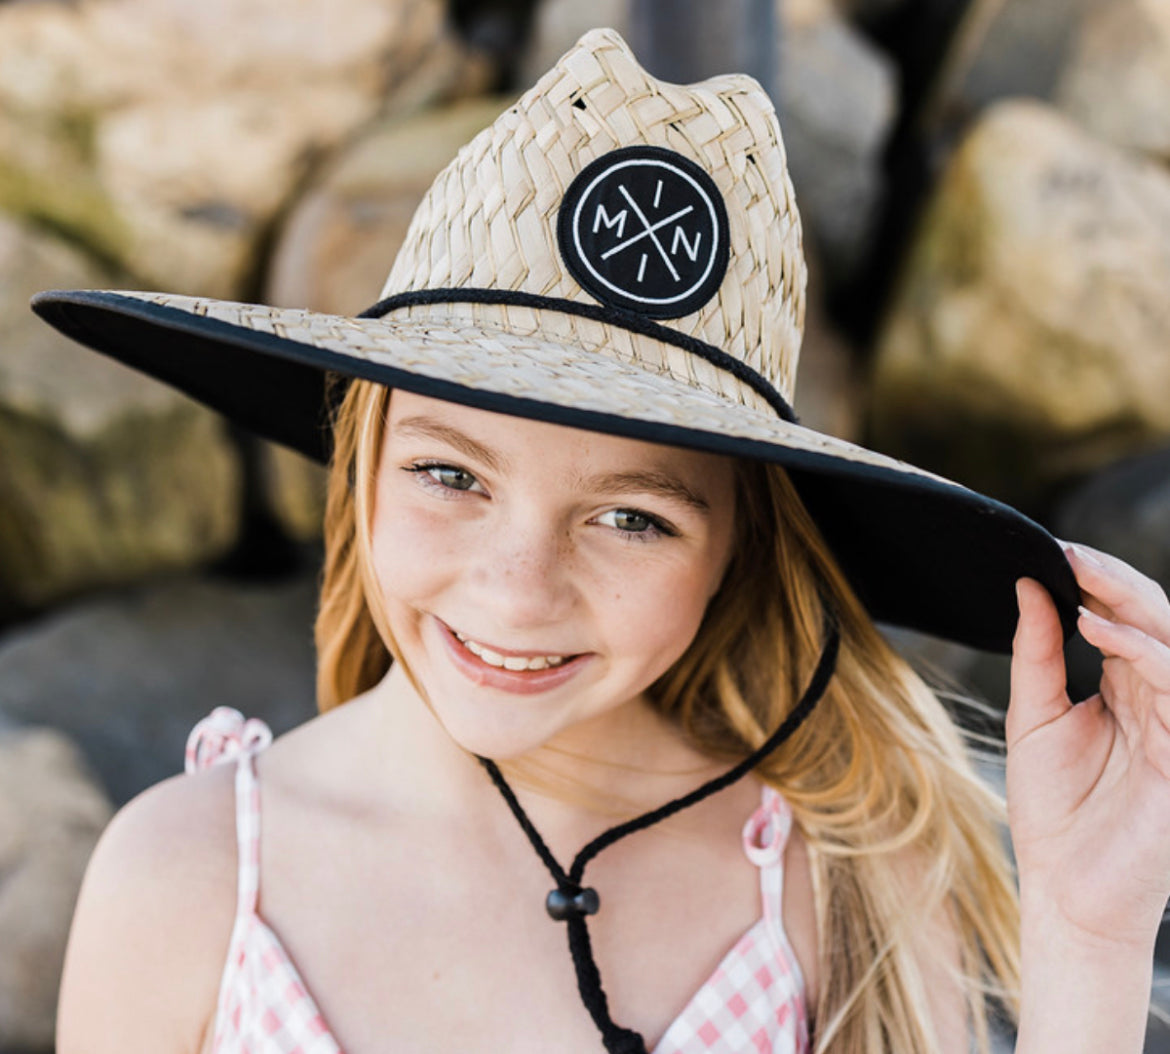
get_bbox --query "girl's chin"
[427,705,571,762]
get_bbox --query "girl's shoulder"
[58,700,365,1054]
[58,742,241,1054]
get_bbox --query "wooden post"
[627,0,778,97]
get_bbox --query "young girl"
[36,28,1170,1054]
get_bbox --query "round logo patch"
[557,146,730,319]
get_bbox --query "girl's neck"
[367,661,728,842]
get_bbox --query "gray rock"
[1054,446,1170,594]
[0,725,112,1052]
[0,572,319,807]
[0,216,241,610]
[832,0,909,20]
[872,100,1170,509]
[928,0,1112,129]
[795,247,865,442]
[518,0,631,90]
[778,0,897,285]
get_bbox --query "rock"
[518,0,631,89]
[0,216,241,610]
[0,0,492,297]
[0,726,112,1052]
[1056,0,1170,164]
[0,572,319,808]
[795,248,864,442]
[871,101,1170,509]
[778,0,897,286]
[1054,446,1170,594]
[832,0,909,21]
[266,96,513,316]
[927,0,1111,129]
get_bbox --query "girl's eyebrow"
[576,470,711,513]
[393,415,710,512]
[393,416,509,473]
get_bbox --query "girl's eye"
[596,508,673,539]
[405,463,483,493]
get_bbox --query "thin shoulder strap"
[185,706,274,917]
[232,742,265,915]
[742,784,794,940]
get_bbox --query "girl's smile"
[433,614,595,695]
[369,390,738,760]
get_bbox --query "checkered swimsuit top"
[186,706,810,1054]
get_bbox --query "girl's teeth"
[456,632,568,671]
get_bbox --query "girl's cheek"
[370,501,465,590]
[613,564,711,666]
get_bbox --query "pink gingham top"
[186,706,809,1053]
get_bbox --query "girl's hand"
[1006,542,1170,950]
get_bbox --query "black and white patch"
[557,146,729,319]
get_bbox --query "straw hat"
[31,27,1077,653]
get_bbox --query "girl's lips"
[433,618,593,695]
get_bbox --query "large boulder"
[1056,0,1170,164]
[0,572,319,808]
[0,216,240,610]
[871,101,1170,509]
[0,725,112,1053]
[0,0,491,297]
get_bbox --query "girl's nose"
[468,515,578,629]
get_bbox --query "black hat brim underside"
[31,288,1081,655]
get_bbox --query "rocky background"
[1,0,1168,1048]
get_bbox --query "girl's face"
[369,391,738,760]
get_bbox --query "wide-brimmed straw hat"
[31,27,1077,653]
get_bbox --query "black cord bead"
[546,885,601,920]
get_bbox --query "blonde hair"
[315,378,1021,1052]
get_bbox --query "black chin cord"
[477,615,841,1054]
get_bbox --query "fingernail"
[1068,543,1103,568]
[1078,605,1109,625]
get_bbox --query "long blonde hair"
[315,378,1020,1052]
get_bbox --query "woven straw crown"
[377,27,806,418]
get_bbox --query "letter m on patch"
[593,204,627,239]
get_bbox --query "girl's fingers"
[1007,578,1072,746]
[1061,542,1170,644]
[1078,607,1170,694]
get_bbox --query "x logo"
[559,147,728,319]
[600,188,695,282]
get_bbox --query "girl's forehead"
[383,390,735,482]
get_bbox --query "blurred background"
[1,0,1168,1048]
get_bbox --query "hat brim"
[30,288,1080,654]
